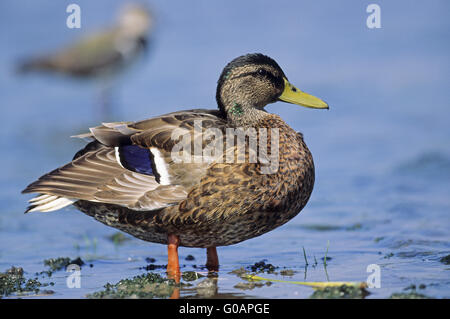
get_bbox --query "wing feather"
[23,147,187,211]
[24,109,228,212]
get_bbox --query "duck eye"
[257,69,265,75]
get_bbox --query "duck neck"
[225,103,268,128]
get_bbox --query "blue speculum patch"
[118,145,154,175]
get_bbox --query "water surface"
[0,0,449,298]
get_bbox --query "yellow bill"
[279,78,329,109]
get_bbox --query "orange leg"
[167,234,181,283]
[169,287,180,299]
[206,247,219,272]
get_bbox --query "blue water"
[0,0,449,298]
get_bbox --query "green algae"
[229,267,248,277]
[389,283,432,299]
[43,257,85,272]
[439,254,450,265]
[143,264,166,271]
[233,281,265,290]
[248,260,278,274]
[0,266,54,298]
[87,272,179,299]
[389,292,431,299]
[229,266,274,291]
[309,284,369,299]
[231,266,367,297]
[182,271,205,282]
[279,269,295,277]
[43,257,72,271]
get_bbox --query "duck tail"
[24,194,75,213]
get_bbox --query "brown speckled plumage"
[23,53,327,269]
[73,115,314,247]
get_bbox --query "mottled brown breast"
[158,114,315,247]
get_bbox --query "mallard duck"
[22,53,328,278]
[18,3,153,78]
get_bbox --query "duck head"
[216,53,328,125]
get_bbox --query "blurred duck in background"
[18,3,154,117]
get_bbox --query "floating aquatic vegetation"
[439,254,450,265]
[279,269,295,277]
[142,264,166,271]
[229,267,248,277]
[182,271,204,282]
[239,272,369,298]
[0,266,54,298]
[145,257,156,263]
[43,257,71,271]
[43,256,85,272]
[389,292,431,299]
[234,281,266,290]
[309,284,369,299]
[404,284,427,290]
[389,283,432,299]
[248,260,278,274]
[87,272,179,299]
[229,267,272,290]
